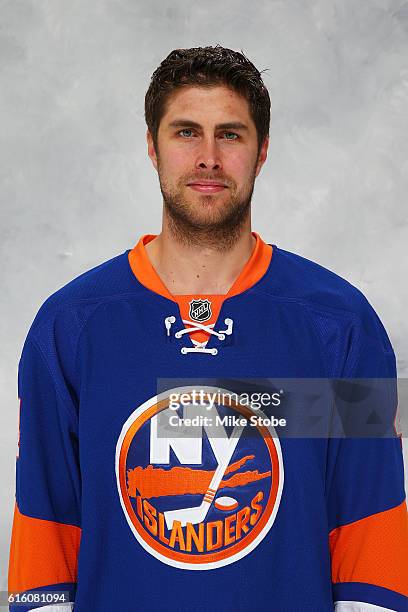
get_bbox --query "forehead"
[161,84,253,126]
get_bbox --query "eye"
[178,128,195,138]
[222,132,239,140]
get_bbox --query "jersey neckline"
[127,231,274,302]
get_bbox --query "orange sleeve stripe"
[8,501,81,593]
[329,499,408,596]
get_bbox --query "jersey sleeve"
[326,299,408,611]
[8,338,81,612]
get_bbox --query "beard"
[157,164,257,252]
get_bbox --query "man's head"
[144,46,271,247]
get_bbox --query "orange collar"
[128,233,272,344]
[128,231,272,300]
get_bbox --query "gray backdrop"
[1,0,407,590]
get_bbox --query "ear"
[255,135,269,178]
[147,130,158,171]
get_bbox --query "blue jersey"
[8,233,408,611]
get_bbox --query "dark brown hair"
[145,45,270,154]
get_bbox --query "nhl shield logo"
[115,386,284,570]
[189,299,212,322]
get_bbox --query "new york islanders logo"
[115,386,284,570]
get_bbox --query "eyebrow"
[168,119,248,131]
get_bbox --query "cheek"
[223,150,256,181]
[159,145,192,177]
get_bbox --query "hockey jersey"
[8,232,408,611]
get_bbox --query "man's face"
[147,84,268,231]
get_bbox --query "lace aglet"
[164,316,176,337]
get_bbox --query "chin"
[189,211,234,227]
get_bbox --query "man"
[8,46,408,611]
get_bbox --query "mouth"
[187,181,228,194]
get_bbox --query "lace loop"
[164,316,234,355]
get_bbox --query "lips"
[189,185,226,193]
[187,181,228,193]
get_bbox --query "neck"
[145,216,256,295]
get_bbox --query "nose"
[195,136,221,171]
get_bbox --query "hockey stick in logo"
[164,422,245,529]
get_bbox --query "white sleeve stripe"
[27,604,74,612]
[334,601,396,611]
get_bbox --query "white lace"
[164,316,233,355]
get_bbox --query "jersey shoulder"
[261,245,394,356]
[26,249,140,341]
[264,245,373,318]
